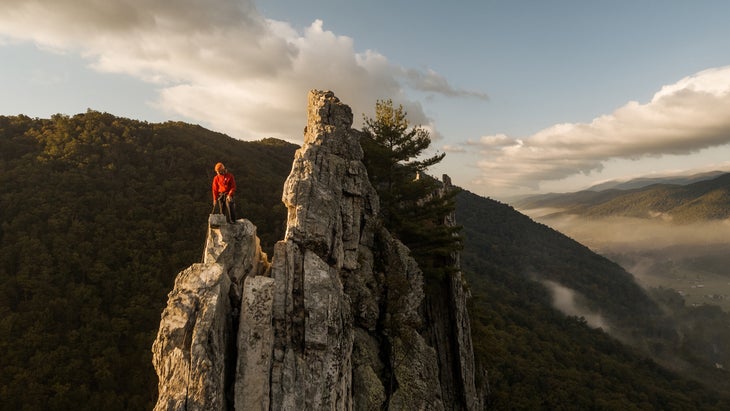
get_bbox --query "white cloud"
[469,66,730,192]
[0,0,484,141]
[442,144,466,153]
[465,133,519,154]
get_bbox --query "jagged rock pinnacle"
[151,90,481,410]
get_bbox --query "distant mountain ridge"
[587,170,728,191]
[516,172,730,222]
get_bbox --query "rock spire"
[151,90,481,410]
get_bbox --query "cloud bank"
[0,0,484,141]
[468,66,730,192]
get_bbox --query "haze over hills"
[516,171,730,321]
[512,170,730,214]
[458,189,730,398]
[1,112,729,409]
[516,172,730,223]
[586,170,728,192]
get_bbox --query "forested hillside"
[516,173,730,222]
[458,190,730,408]
[0,112,297,410]
[586,170,725,191]
[1,112,728,410]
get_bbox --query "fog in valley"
[525,211,730,313]
[540,279,611,331]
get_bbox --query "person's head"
[215,162,226,174]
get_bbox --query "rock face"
[152,90,481,410]
[421,175,483,410]
[152,217,269,411]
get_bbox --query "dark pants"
[216,194,237,223]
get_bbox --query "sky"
[2,0,730,200]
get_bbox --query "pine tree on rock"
[361,99,461,281]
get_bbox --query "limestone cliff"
[152,90,482,410]
[152,217,269,411]
[421,175,483,410]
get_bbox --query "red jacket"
[212,172,236,201]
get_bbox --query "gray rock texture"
[151,262,230,411]
[152,217,268,411]
[421,176,483,410]
[152,90,481,410]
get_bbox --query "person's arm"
[228,174,236,197]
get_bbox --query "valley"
[517,172,730,313]
[526,214,730,313]
[606,246,730,313]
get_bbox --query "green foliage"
[457,189,730,409]
[362,100,445,176]
[361,99,459,281]
[361,99,445,222]
[0,111,297,411]
[398,184,463,281]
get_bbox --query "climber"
[212,162,238,223]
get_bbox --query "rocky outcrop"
[152,217,269,411]
[422,175,484,410]
[264,90,369,409]
[152,90,481,410]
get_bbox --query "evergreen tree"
[361,99,461,280]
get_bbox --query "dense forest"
[1,112,729,409]
[457,190,730,409]
[0,112,297,410]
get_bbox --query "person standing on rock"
[212,162,238,223]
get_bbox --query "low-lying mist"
[540,279,610,331]
[526,211,730,312]
[522,209,730,390]
[532,214,730,253]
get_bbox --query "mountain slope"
[0,112,298,410]
[1,112,728,409]
[587,170,727,191]
[457,190,730,408]
[516,172,730,222]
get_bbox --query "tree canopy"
[0,112,297,410]
[361,99,460,280]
